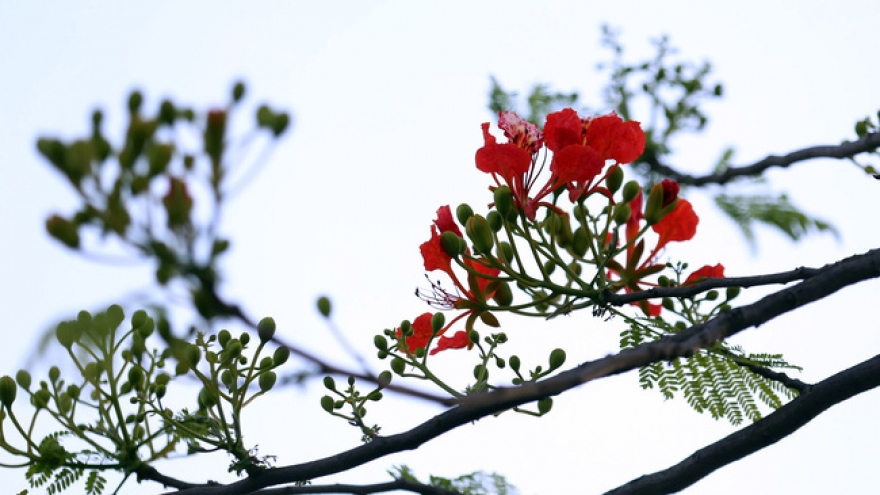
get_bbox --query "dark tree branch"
[168,247,880,495]
[724,353,811,394]
[643,132,880,186]
[604,352,880,495]
[255,478,462,494]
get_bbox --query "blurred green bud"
[257,317,276,343]
[232,81,246,103]
[56,321,81,349]
[374,335,388,351]
[158,99,176,125]
[657,275,671,287]
[390,357,406,375]
[572,227,589,258]
[131,310,147,329]
[537,397,553,415]
[186,345,201,367]
[259,372,277,392]
[492,281,513,307]
[466,214,494,254]
[128,90,143,115]
[377,371,392,388]
[498,241,514,264]
[66,384,81,400]
[48,366,60,383]
[456,203,474,226]
[32,389,51,409]
[473,364,488,380]
[430,312,445,332]
[15,370,31,390]
[613,203,632,225]
[317,296,332,318]
[622,180,641,203]
[643,183,665,226]
[320,395,335,413]
[486,210,503,232]
[197,387,218,408]
[323,376,336,391]
[0,376,17,407]
[493,185,514,217]
[662,298,675,311]
[548,348,566,370]
[46,215,80,249]
[273,346,290,366]
[509,355,521,372]
[440,231,463,257]
[218,329,231,348]
[706,290,719,301]
[128,366,144,389]
[606,166,624,193]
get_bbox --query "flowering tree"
[2,34,880,495]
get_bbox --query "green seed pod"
[613,203,632,225]
[440,231,463,257]
[430,312,445,332]
[0,376,17,407]
[548,348,566,370]
[726,286,741,300]
[662,298,675,311]
[218,329,231,348]
[466,215,494,254]
[622,180,641,203]
[273,346,290,366]
[537,397,553,415]
[323,376,336,391]
[390,357,406,375]
[320,395,335,413]
[606,166,624,194]
[486,210,503,233]
[257,317,276,343]
[492,281,513,307]
[15,370,31,390]
[493,185,514,217]
[259,372,277,392]
[456,203,474,226]
[317,296,332,318]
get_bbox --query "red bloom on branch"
[431,330,469,354]
[396,312,434,354]
[650,198,699,259]
[684,264,725,285]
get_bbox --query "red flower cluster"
[609,180,723,316]
[398,206,500,355]
[476,109,646,220]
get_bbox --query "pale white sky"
[1,2,879,494]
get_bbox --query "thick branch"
[256,478,462,494]
[645,132,880,186]
[169,248,880,495]
[604,353,880,495]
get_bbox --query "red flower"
[431,330,469,355]
[660,179,680,208]
[650,198,698,258]
[396,312,434,354]
[684,264,725,285]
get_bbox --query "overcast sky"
[1,2,879,494]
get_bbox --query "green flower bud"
[537,397,553,415]
[221,369,233,388]
[440,231,463,257]
[622,180,641,203]
[706,290,719,301]
[128,367,144,389]
[197,387,218,408]
[320,395,335,413]
[273,346,290,366]
[492,281,513,307]
[613,203,632,225]
[218,329,231,348]
[493,185,514,218]
[390,357,406,375]
[479,311,499,327]
[0,376,17,407]
[323,376,336,391]
[57,393,72,414]
[430,312,445,332]
[542,260,556,276]
[317,296,332,318]
[572,227,589,258]
[658,275,671,287]
[32,389,51,409]
[55,321,81,349]
[186,345,201,367]
[606,166,624,193]
[374,335,388,351]
[643,183,666,226]
[128,90,143,114]
[726,286,741,300]
[258,317,276,343]
[498,241,514,264]
[259,357,274,370]
[155,373,170,386]
[486,210,503,232]
[473,364,488,380]
[509,355,521,372]
[232,81,246,103]
[66,384,81,400]
[466,215,494,254]
[259,371,277,392]
[239,332,250,346]
[548,349,566,370]
[377,371,392,388]
[662,298,675,311]
[456,203,474,226]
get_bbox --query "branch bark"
[643,132,880,186]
